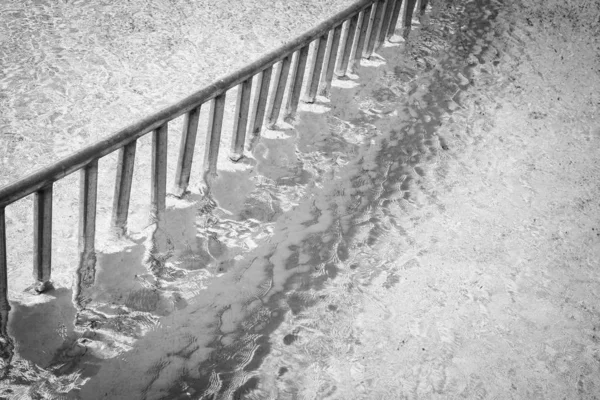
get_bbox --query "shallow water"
[0,0,356,187]
[3,0,592,398]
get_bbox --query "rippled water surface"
[3,0,598,398]
[1,0,473,397]
[0,0,355,187]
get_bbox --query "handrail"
[0,0,416,368]
[0,0,376,208]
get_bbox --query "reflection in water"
[0,0,520,397]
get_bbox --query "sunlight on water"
[0,0,355,187]
[0,0,554,398]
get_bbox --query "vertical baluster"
[0,206,11,366]
[376,0,397,49]
[364,0,386,58]
[79,161,98,255]
[349,7,373,74]
[112,140,137,236]
[0,208,7,311]
[33,185,52,293]
[266,56,292,129]
[174,106,201,197]
[387,0,404,38]
[284,46,310,120]
[361,3,378,58]
[419,0,430,16]
[317,33,333,93]
[0,209,6,303]
[230,79,253,161]
[151,123,168,226]
[204,93,226,176]
[77,160,98,291]
[334,20,349,75]
[418,0,426,16]
[247,67,272,146]
[403,0,418,35]
[320,24,343,97]
[338,13,360,77]
[303,35,328,103]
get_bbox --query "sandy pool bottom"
[1,0,599,398]
[240,4,600,399]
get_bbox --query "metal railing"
[0,0,425,359]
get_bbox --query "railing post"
[174,106,201,197]
[204,93,226,177]
[0,209,7,309]
[403,0,418,38]
[285,46,310,120]
[266,56,292,129]
[376,0,397,49]
[151,123,168,226]
[230,79,253,161]
[33,185,52,293]
[247,68,272,147]
[387,0,404,39]
[77,160,98,293]
[0,207,13,370]
[361,3,378,58]
[320,24,344,98]
[364,0,386,58]
[112,140,137,236]
[79,161,98,255]
[419,0,428,16]
[337,13,360,77]
[418,0,429,16]
[317,33,334,95]
[303,35,328,103]
[349,7,373,74]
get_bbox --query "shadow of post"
[8,288,76,368]
[1,0,507,394]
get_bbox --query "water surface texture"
[2,0,600,398]
[0,0,354,187]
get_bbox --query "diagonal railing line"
[0,0,377,207]
[0,0,427,366]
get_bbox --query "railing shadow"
[0,0,486,395]
[8,289,75,361]
[165,1,509,397]
[70,68,384,399]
